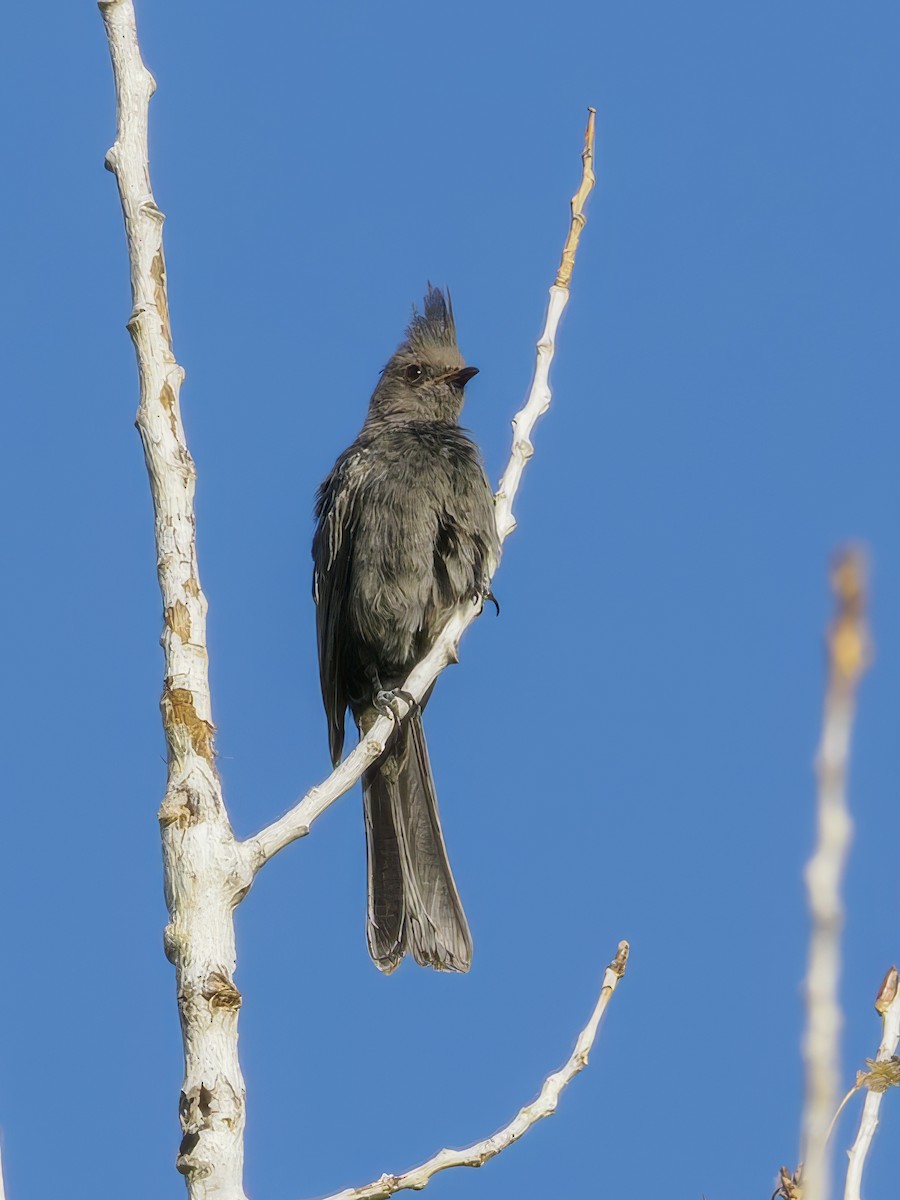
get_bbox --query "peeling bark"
[100,2,251,1195]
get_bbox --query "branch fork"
[843,967,900,1200]
[100,3,612,1193]
[246,109,598,872]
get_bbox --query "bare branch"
[100,2,251,1194]
[243,108,599,874]
[0,1141,7,1200]
[99,0,217,769]
[242,604,474,870]
[843,967,900,1200]
[800,549,870,1200]
[101,14,602,1190]
[317,941,629,1200]
[494,106,596,543]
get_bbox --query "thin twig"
[844,967,900,1200]
[800,549,870,1200]
[315,941,628,1200]
[243,108,599,873]
[824,1082,863,1149]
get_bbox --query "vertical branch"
[801,549,870,1200]
[99,2,251,1197]
[843,968,900,1200]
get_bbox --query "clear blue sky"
[1,2,899,1198]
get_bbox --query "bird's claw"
[374,688,418,722]
[483,589,500,616]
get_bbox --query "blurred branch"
[843,967,900,1200]
[317,942,629,1200]
[800,549,870,1200]
[243,107,599,873]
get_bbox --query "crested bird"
[312,286,498,972]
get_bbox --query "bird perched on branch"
[313,286,498,973]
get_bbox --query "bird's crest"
[406,284,458,350]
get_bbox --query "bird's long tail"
[362,710,472,973]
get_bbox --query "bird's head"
[367,285,479,424]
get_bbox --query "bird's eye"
[405,364,423,383]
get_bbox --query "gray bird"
[313,286,498,973]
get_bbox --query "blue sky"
[1,2,899,1198]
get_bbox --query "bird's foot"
[374,688,418,723]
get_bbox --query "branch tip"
[251,111,597,862]
[554,108,597,290]
[317,939,628,1200]
[844,965,900,1199]
[876,967,899,1015]
[608,940,629,977]
[827,546,870,686]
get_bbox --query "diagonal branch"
[242,108,598,874]
[800,549,870,1200]
[316,941,628,1200]
[843,967,900,1200]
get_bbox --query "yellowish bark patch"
[165,599,192,643]
[162,683,216,762]
[204,971,242,1011]
[151,249,173,351]
[160,380,178,439]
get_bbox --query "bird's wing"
[312,450,367,766]
[434,439,500,607]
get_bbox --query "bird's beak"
[448,366,480,389]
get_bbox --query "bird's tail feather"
[363,711,472,973]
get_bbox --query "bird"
[312,285,499,973]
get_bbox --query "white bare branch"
[242,602,474,869]
[99,2,251,1196]
[801,550,869,1200]
[242,112,598,874]
[101,8,605,1191]
[843,968,900,1200]
[317,941,628,1200]
[0,1140,7,1200]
